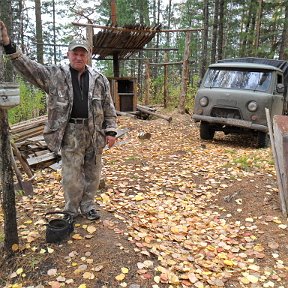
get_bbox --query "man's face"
[67,47,89,72]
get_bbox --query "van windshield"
[203,68,272,92]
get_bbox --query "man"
[0,21,117,221]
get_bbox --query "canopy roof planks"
[72,22,203,60]
[92,23,161,60]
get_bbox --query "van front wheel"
[200,122,215,140]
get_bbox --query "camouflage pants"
[61,123,102,216]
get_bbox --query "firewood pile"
[10,115,59,170]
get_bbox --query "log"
[136,104,156,112]
[116,110,136,118]
[136,105,172,122]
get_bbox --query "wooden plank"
[27,144,41,150]
[27,152,57,167]
[26,135,44,142]
[270,112,288,215]
[10,115,47,132]
[12,126,44,142]
[35,149,51,156]
[10,116,46,145]
[11,141,34,179]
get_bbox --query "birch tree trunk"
[211,0,219,63]
[52,0,57,64]
[0,6,19,254]
[200,0,209,79]
[240,2,253,56]
[279,2,288,60]
[35,0,44,64]
[178,32,191,114]
[217,0,225,60]
[254,0,263,54]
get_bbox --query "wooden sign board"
[273,115,288,215]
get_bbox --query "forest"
[0,0,288,120]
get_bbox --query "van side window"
[277,74,283,84]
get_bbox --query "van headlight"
[199,96,209,107]
[247,101,258,112]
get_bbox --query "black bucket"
[45,212,74,243]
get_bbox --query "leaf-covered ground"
[1,111,288,288]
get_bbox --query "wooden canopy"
[91,23,161,60]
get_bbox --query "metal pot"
[45,212,74,243]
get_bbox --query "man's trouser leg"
[61,124,100,216]
[80,154,102,214]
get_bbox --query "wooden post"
[111,0,117,26]
[86,20,93,67]
[110,0,119,77]
[113,53,120,78]
[163,52,169,108]
[178,31,191,114]
[144,59,150,105]
[0,30,19,253]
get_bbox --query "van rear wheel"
[200,122,215,140]
[257,131,270,148]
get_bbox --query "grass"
[125,156,140,162]
[0,230,4,243]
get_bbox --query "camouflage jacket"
[7,49,117,154]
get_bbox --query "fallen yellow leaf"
[16,268,23,275]
[72,234,83,240]
[101,193,110,203]
[134,194,144,201]
[224,260,235,266]
[115,273,126,281]
[24,220,33,224]
[87,225,97,234]
[246,274,259,283]
[121,267,129,274]
[83,271,95,279]
[240,277,250,284]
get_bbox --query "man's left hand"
[106,135,116,148]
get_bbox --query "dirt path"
[1,112,288,288]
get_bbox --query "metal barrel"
[0,82,20,109]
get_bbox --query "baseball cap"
[68,39,90,52]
